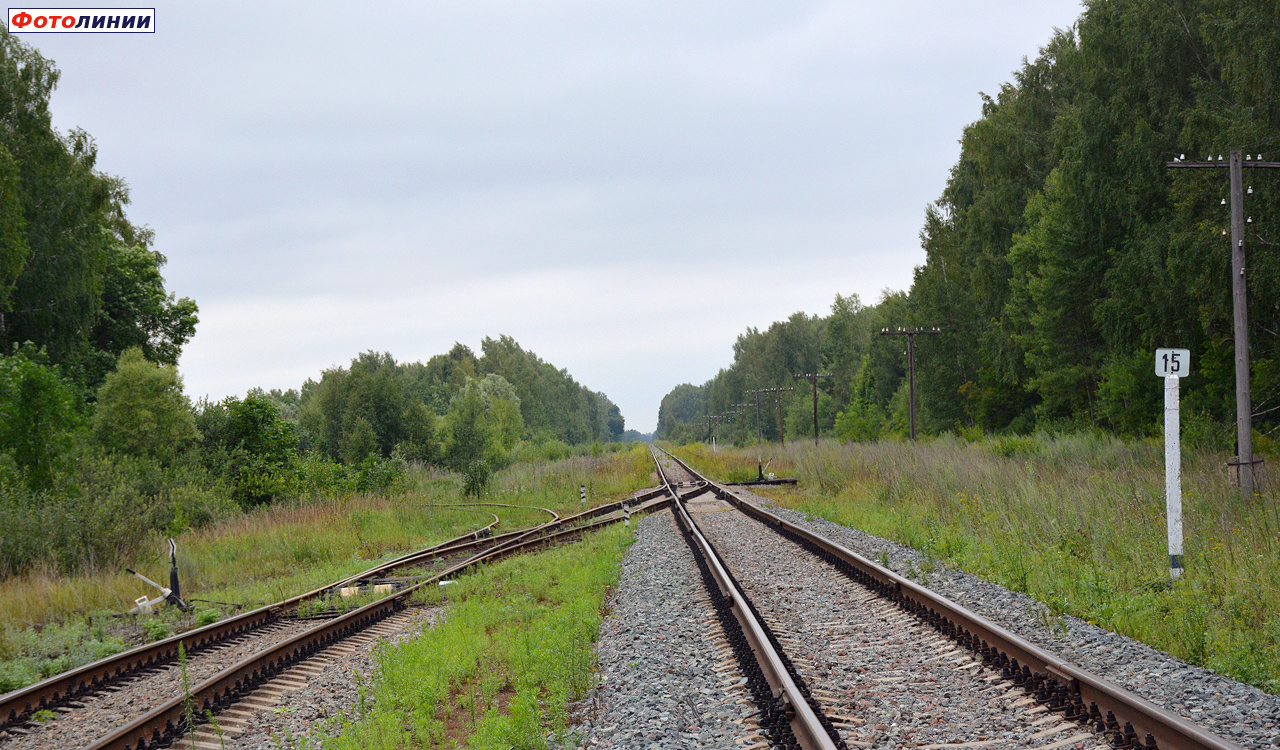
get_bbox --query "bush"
[992,435,1042,458]
[463,459,490,497]
[195,608,221,627]
[141,618,170,642]
[0,448,233,576]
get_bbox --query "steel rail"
[660,447,1246,750]
[651,448,839,750]
[83,491,673,750]
[0,508,507,731]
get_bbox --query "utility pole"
[1167,149,1280,499]
[734,403,750,443]
[746,389,766,444]
[752,386,794,446]
[880,327,940,441]
[707,414,726,451]
[793,373,833,445]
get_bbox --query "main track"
[649,446,1245,750]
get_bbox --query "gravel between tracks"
[697,504,1104,750]
[734,486,1280,750]
[2,620,316,750]
[567,509,763,749]
[232,606,442,750]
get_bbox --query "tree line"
[659,0,1280,449]
[0,32,626,576]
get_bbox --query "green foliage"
[443,386,493,472]
[0,345,81,490]
[660,0,1280,447]
[297,343,621,472]
[141,617,170,642]
[479,335,623,444]
[0,32,195,381]
[199,394,299,508]
[0,143,28,312]
[462,459,490,497]
[88,235,197,378]
[0,448,232,575]
[329,523,633,749]
[92,347,197,461]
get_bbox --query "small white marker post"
[1155,348,1190,579]
[579,484,586,506]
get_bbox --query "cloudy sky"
[24,0,1083,433]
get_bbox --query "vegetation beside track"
[318,522,634,750]
[669,436,1280,695]
[0,446,652,693]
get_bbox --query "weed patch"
[328,522,634,749]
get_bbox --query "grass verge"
[670,434,1280,694]
[321,521,634,750]
[0,446,653,693]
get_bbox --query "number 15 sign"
[1155,348,1190,378]
[1155,347,1190,579]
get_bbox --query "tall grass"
[672,434,1280,694]
[0,446,654,693]
[325,522,634,750]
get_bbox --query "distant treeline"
[258,337,626,475]
[660,0,1280,446]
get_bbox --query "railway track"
[0,490,670,750]
[650,446,1247,750]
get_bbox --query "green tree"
[0,345,80,490]
[86,237,197,382]
[0,144,28,318]
[91,347,197,461]
[202,394,298,508]
[443,387,492,492]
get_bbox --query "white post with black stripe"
[579,484,586,506]
[1156,348,1190,579]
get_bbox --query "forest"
[658,0,1280,450]
[0,32,627,576]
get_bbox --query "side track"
[3,490,670,750]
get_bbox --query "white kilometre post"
[1155,348,1190,579]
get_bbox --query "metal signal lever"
[125,538,192,613]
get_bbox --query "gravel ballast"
[696,503,1104,749]
[734,486,1280,750]
[2,619,317,750]
[568,508,765,749]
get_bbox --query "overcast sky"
[24,0,1083,433]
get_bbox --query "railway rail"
[5,450,1253,750]
[651,446,1246,750]
[1,490,670,750]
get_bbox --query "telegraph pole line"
[706,414,727,451]
[752,386,794,446]
[734,403,750,443]
[746,389,765,444]
[793,373,833,445]
[880,327,940,441]
[1167,149,1280,499]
